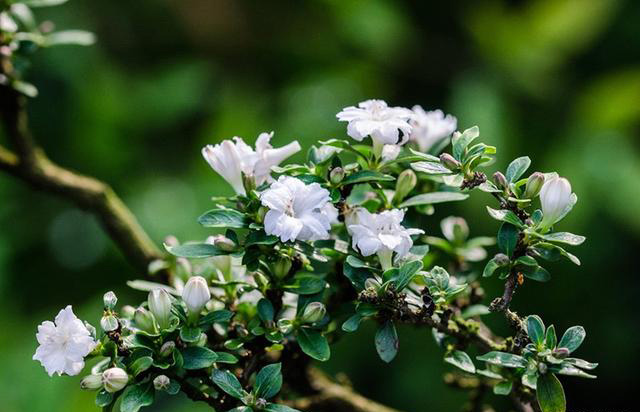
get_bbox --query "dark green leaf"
[120,381,155,412]
[514,255,537,267]
[129,356,153,377]
[506,156,531,183]
[398,192,468,208]
[283,275,326,295]
[342,314,363,332]
[165,243,230,258]
[297,328,330,361]
[558,326,585,353]
[536,373,566,412]
[181,346,218,369]
[255,363,282,399]
[198,209,249,228]
[375,321,399,363]
[215,352,239,364]
[410,161,452,175]
[257,299,275,323]
[180,326,202,343]
[522,265,551,282]
[542,232,586,246]
[211,369,245,399]
[342,170,395,185]
[95,390,113,407]
[444,350,476,374]
[245,231,279,246]
[199,310,234,326]
[545,325,557,349]
[486,207,525,228]
[452,126,479,160]
[526,315,545,347]
[392,260,423,291]
[476,352,527,368]
[498,223,519,257]
[482,258,502,278]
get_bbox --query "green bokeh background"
[1,0,639,410]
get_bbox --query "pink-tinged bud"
[492,171,508,189]
[524,172,545,199]
[439,153,461,171]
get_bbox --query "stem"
[377,249,393,271]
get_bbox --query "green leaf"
[522,265,551,282]
[493,381,513,395]
[514,255,537,267]
[444,350,476,374]
[164,243,231,258]
[375,321,399,363]
[542,232,586,246]
[297,328,330,361]
[129,356,153,377]
[392,260,423,291]
[211,369,245,399]
[545,325,558,349]
[255,363,282,399]
[342,314,363,332]
[553,365,596,379]
[181,346,218,369]
[476,352,527,368]
[526,315,545,347]
[257,299,275,323]
[498,223,519,257]
[44,30,95,46]
[558,326,585,353]
[342,170,395,185]
[120,381,155,412]
[180,326,202,343]
[452,126,479,160]
[410,161,452,175]
[398,192,468,208]
[486,207,525,228]
[11,80,38,98]
[95,390,113,407]
[245,231,279,246]
[536,373,566,412]
[215,352,239,364]
[318,139,368,160]
[199,310,234,326]
[482,258,502,278]
[198,209,249,228]
[283,275,326,295]
[562,358,598,370]
[506,156,531,183]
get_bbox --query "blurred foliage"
[0,0,639,410]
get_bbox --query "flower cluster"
[33,97,591,412]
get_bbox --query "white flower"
[261,176,338,242]
[182,276,211,315]
[348,208,424,269]
[336,99,412,154]
[33,305,97,376]
[409,106,457,152]
[539,176,575,230]
[381,144,401,162]
[202,132,301,195]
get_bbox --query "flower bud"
[164,235,179,247]
[492,171,508,189]
[153,375,171,391]
[364,277,382,291]
[148,289,172,330]
[301,302,326,324]
[159,341,176,357]
[277,319,293,334]
[524,172,545,199]
[182,276,211,316]
[272,258,292,279]
[134,307,158,334]
[441,216,469,244]
[329,167,345,184]
[103,291,117,310]
[80,374,103,390]
[439,153,461,171]
[394,170,417,202]
[100,315,119,332]
[539,176,573,230]
[494,253,510,266]
[120,305,136,319]
[211,235,237,251]
[102,368,129,393]
[552,347,570,359]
